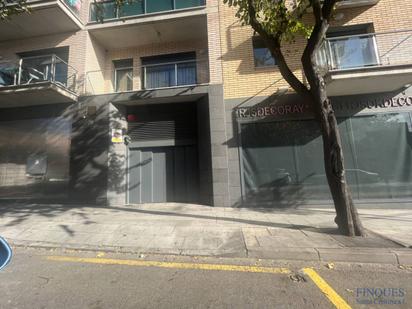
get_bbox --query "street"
[1,247,411,309]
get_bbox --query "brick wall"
[84,38,209,95]
[218,0,412,100]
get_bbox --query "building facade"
[0,0,411,208]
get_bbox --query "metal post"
[17,58,23,85]
[174,63,178,87]
[371,34,381,65]
[143,66,147,89]
[326,40,335,70]
[51,54,56,82]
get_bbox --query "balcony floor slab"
[0,82,78,108]
[326,64,412,96]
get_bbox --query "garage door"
[128,146,199,204]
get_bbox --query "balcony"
[89,0,205,22]
[84,58,209,102]
[0,0,82,42]
[317,29,412,95]
[335,0,380,9]
[87,0,207,49]
[0,54,78,107]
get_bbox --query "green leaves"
[0,0,30,20]
[223,0,312,42]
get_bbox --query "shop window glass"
[241,112,412,205]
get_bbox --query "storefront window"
[240,112,412,204]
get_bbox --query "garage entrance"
[128,146,198,203]
[126,102,200,204]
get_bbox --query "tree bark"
[306,71,365,236]
[243,0,365,236]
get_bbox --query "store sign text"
[334,96,412,111]
[237,104,308,119]
[237,96,412,120]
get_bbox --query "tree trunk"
[310,77,365,236]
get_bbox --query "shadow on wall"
[225,87,412,209]
[0,98,129,205]
[70,99,128,203]
[220,22,304,77]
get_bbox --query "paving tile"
[317,248,398,264]
[248,248,320,261]
[146,236,186,249]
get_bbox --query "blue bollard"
[0,236,12,270]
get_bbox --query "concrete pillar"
[208,84,230,207]
[106,103,128,206]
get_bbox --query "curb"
[365,229,412,249]
[8,239,247,258]
[8,239,412,266]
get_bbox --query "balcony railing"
[5,0,82,16]
[89,0,205,22]
[316,29,412,72]
[84,59,209,95]
[62,0,82,16]
[0,54,77,93]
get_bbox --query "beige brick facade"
[85,38,209,95]
[218,0,412,99]
[0,0,219,95]
[1,0,411,99]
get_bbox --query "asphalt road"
[1,247,411,309]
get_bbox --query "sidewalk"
[0,203,411,265]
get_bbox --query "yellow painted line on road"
[47,256,291,274]
[303,268,352,309]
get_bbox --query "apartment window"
[141,52,197,89]
[326,24,379,70]
[252,37,276,68]
[114,59,133,92]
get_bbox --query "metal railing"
[84,59,209,95]
[89,0,205,22]
[0,54,78,93]
[316,29,412,73]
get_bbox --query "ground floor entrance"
[125,101,208,204]
[128,146,199,203]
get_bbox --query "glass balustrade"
[316,30,412,72]
[90,0,205,22]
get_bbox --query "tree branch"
[246,0,309,96]
[322,0,338,20]
[302,0,338,89]
[311,0,322,24]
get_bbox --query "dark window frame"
[252,36,277,68]
[141,52,197,89]
[113,58,134,92]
